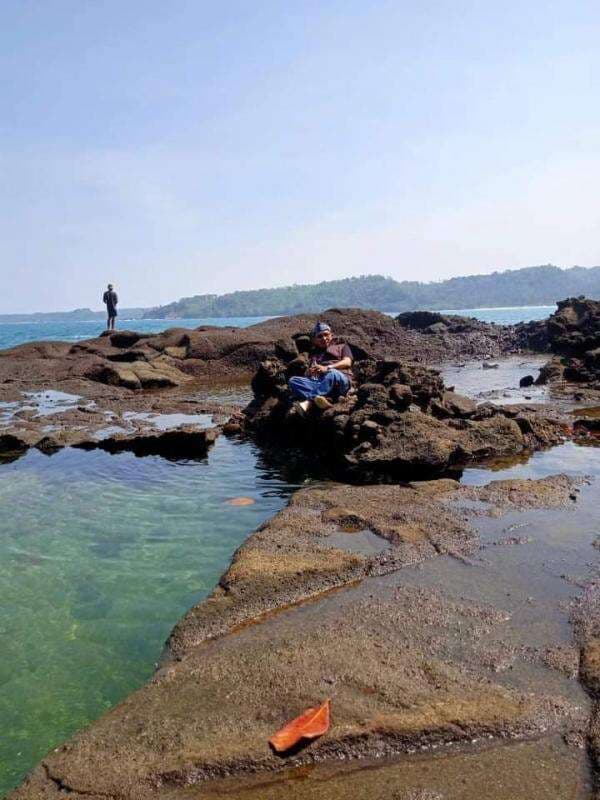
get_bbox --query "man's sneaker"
[294,399,311,417]
[314,395,332,410]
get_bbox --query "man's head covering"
[311,321,331,337]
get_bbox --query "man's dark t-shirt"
[309,342,353,378]
[103,290,118,317]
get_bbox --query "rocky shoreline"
[1,298,599,466]
[9,474,598,799]
[4,298,600,799]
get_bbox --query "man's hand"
[310,364,328,376]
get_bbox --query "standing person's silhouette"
[103,284,118,330]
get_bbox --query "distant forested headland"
[144,265,600,319]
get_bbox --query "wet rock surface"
[9,475,592,800]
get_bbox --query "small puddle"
[461,440,600,484]
[322,528,392,556]
[93,425,130,440]
[23,390,86,416]
[122,411,214,430]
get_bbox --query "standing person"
[288,322,353,414]
[102,284,118,330]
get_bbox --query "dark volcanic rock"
[546,297,600,355]
[513,318,551,352]
[74,426,219,459]
[535,356,565,385]
[0,432,32,462]
[396,311,523,360]
[573,417,600,438]
[527,297,600,390]
[242,357,569,481]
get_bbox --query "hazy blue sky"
[1,1,599,312]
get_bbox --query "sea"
[0,306,554,350]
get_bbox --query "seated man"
[288,322,353,413]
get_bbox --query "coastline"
[3,301,600,798]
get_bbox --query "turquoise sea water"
[437,305,554,325]
[0,441,307,795]
[0,316,272,350]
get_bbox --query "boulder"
[574,418,600,436]
[531,298,600,389]
[442,390,477,418]
[389,383,413,409]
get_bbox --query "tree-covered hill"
[143,265,600,319]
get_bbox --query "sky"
[1,1,599,313]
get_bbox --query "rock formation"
[0,307,536,402]
[241,356,569,480]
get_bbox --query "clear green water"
[0,440,305,795]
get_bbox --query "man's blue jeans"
[288,369,351,402]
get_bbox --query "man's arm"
[113,293,118,305]
[102,291,107,305]
[327,343,352,371]
[326,356,352,371]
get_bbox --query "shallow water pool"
[0,439,305,794]
[461,441,600,484]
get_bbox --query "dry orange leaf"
[269,699,331,753]
[225,497,256,506]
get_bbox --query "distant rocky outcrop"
[143,265,600,319]
[395,310,521,360]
